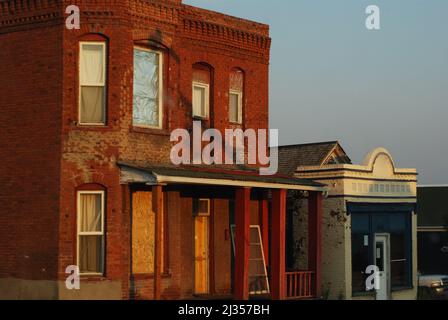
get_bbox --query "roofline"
[278,141,340,149]
[117,162,327,191]
[182,4,270,36]
[153,174,327,192]
[418,185,448,188]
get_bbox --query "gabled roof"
[417,186,448,227]
[277,141,352,176]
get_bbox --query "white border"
[76,190,105,276]
[78,42,107,126]
[133,46,164,130]
[229,89,243,124]
[192,82,210,119]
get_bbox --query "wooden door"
[194,216,209,294]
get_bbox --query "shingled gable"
[277,141,352,176]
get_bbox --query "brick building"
[0,0,326,300]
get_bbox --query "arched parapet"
[362,147,396,178]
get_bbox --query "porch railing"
[285,271,315,299]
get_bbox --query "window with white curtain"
[229,69,244,124]
[77,191,105,275]
[133,47,163,128]
[229,90,242,124]
[192,82,209,118]
[79,42,106,125]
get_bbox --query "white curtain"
[133,49,160,127]
[193,86,206,117]
[80,194,102,232]
[80,236,102,273]
[81,87,104,124]
[80,44,105,124]
[80,44,104,85]
[79,194,103,273]
[229,93,239,122]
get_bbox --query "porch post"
[152,185,164,300]
[259,198,269,266]
[234,187,251,300]
[271,189,286,300]
[308,191,323,297]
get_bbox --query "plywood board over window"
[132,191,163,274]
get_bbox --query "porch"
[120,163,325,300]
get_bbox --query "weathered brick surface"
[0,0,271,299]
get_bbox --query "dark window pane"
[389,213,406,232]
[372,213,389,233]
[390,233,407,287]
[418,232,448,275]
[352,214,370,293]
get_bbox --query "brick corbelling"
[181,4,269,36]
[181,19,271,52]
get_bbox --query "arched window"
[192,63,212,119]
[76,184,106,275]
[78,34,108,126]
[133,46,164,129]
[229,68,244,124]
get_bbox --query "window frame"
[78,41,107,126]
[76,190,106,276]
[132,46,164,130]
[192,81,210,119]
[350,211,413,295]
[229,89,243,124]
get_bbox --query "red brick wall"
[0,18,63,283]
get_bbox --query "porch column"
[152,185,164,300]
[271,189,286,300]
[308,191,323,297]
[234,187,251,300]
[259,198,269,266]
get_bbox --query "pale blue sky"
[184,0,448,184]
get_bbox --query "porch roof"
[118,162,327,191]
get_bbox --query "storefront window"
[351,210,412,294]
[351,214,370,293]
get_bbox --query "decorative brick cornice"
[180,4,270,53]
[0,0,271,54]
[181,18,271,52]
[0,0,61,31]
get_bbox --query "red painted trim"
[308,192,323,297]
[234,187,251,300]
[259,199,269,266]
[271,189,286,300]
[209,199,216,294]
[152,185,164,300]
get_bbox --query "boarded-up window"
[133,48,163,128]
[132,191,164,274]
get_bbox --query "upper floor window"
[79,42,106,125]
[192,64,211,119]
[229,69,244,124]
[133,47,163,129]
[77,190,105,275]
